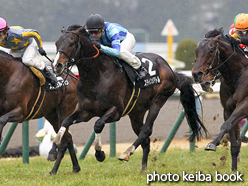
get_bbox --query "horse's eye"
[69,42,74,47]
[209,49,214,54]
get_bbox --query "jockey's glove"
[229,37,241,45]
[39,48,47,56]
[91,40,101,49]
[229,37,248,45]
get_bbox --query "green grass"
[0,145,247,186]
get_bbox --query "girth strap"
[121,87,140,117]
[25,85,46,121]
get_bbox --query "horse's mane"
[67,25,82,31]
[67,24,90,38]
[205,28,224,38]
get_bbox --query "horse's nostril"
[54,63,63,75]
[192,71,203,82]
[205,81,210,86]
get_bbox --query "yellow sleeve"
[231,32,239,39]
[22,31,43,48]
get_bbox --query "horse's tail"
[174,71,208,142]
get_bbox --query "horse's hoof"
[140,165,147,173]
[95,150,105,162]
[72,166,81,173]
[119,152,129,162]
[44,172,52,176]
[205,143,216,151]
[47,153,57,161]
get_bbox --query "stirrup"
[136,66,148,80]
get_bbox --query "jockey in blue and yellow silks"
[0,17,57,86]
[86,14,148,80]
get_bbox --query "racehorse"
[0,50,79,175]
[192,28,248,171]
[50,25,207,173]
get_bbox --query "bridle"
[58,31,82,67]
[202,37,236,80]
[56,30,100,81]
[58,31,100,66]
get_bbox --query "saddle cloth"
[28,66,70,91]
[117,54,161,89]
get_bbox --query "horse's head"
[53,25,91,75]
[192,28,225,92]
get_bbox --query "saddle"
[109,53,161,89]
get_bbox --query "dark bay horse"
[192,28,248,171]
[50,25,207,172]
[0,50,79,175]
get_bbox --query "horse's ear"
[61,27,66,34]
[214,34,221,41]
[79,25,86,32]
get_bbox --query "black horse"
[192,28,248,171]
[50,25,207,172]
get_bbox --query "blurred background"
[1,0,244,42]
[1,0,246,70]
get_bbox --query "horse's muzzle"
[54,63,64,76]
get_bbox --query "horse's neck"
[76,58,102,86]
[219,51,243,84]
[0,57,17,86]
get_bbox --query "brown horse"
[192,28,248,171]
[50,25,207,173]
[0,50,79,175]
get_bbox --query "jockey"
[229,13,248,49]
[0,17,57,86]
[85,14,148,80]
[229,23,246,48]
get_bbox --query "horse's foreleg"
[53,108,83,146]
[94,106,120,162]
[206,105,247,151]
[94,133,105,162]
[49,108,86,162]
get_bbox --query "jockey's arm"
[99,26,121,57]
[22,29,43,49]
[100,45,120,57]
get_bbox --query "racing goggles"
[238,31,247,37]
[88,29,102,35]
[0,31,6,36]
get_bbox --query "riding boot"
[136,66,148,80]
[43,66,58,86]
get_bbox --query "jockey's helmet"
[86,14,105,30]
[234,13,248,31]
[0,17,8,32]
